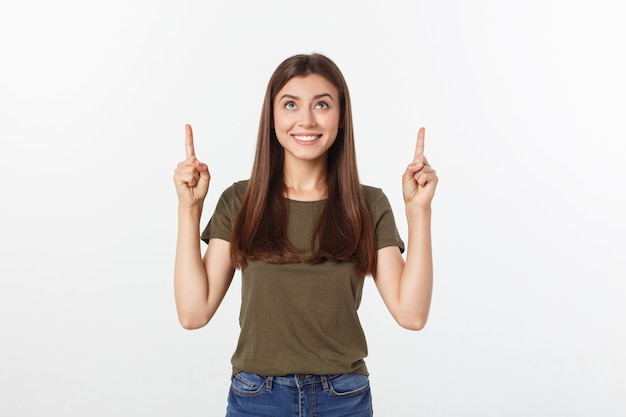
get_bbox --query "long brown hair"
[230,53,377,275]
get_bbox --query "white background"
[1,0,625,416]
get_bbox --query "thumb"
[194,160,211,182]
[402,162,423,183]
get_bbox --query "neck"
[282,157,328,201]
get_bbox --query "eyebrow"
[278,93,335,102]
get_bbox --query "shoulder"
[232,179,249,195]
[361,184,385,198]
[360,184,395,219]
[360,184,404,250]
[230,179,249,194]
[361,184,389,207]
[219,179,249,201]
[212,179,249,216]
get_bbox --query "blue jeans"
[225,372,373,417]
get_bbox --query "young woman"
[173,53,438,417]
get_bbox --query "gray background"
[1,0,625,415]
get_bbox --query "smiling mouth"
[292,135,321,142]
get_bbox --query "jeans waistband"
[267,373,341,387]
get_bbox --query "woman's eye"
[315,102,329,109]
[285,102,296,110]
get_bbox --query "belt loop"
[265,376,273,392]
[321,375,330,392]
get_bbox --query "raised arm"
[173,124,235,329]
[373,127,438,330]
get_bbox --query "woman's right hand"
[173,124,211,207]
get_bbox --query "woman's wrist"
[405,205,432,219]
[178,203,203,219]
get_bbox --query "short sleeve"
[200,181,247,244]
[364,186,405,253]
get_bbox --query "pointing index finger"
[413,127,425,163]
[185,124,195,158]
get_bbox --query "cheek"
[321,112,341,131]
[273,113,292,131]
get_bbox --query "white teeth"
[293,135,320,142]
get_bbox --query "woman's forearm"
[398,207,433,329]
[174,205,210,328]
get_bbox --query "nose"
[298,109,317,127]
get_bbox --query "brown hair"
[230,53,377,275]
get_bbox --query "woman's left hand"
[402,127,438,210]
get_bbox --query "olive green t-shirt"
[201,180,404,377]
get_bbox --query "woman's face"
[273,74,341,165]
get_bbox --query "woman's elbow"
[177,312,209,330]
[396,315,428,331]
